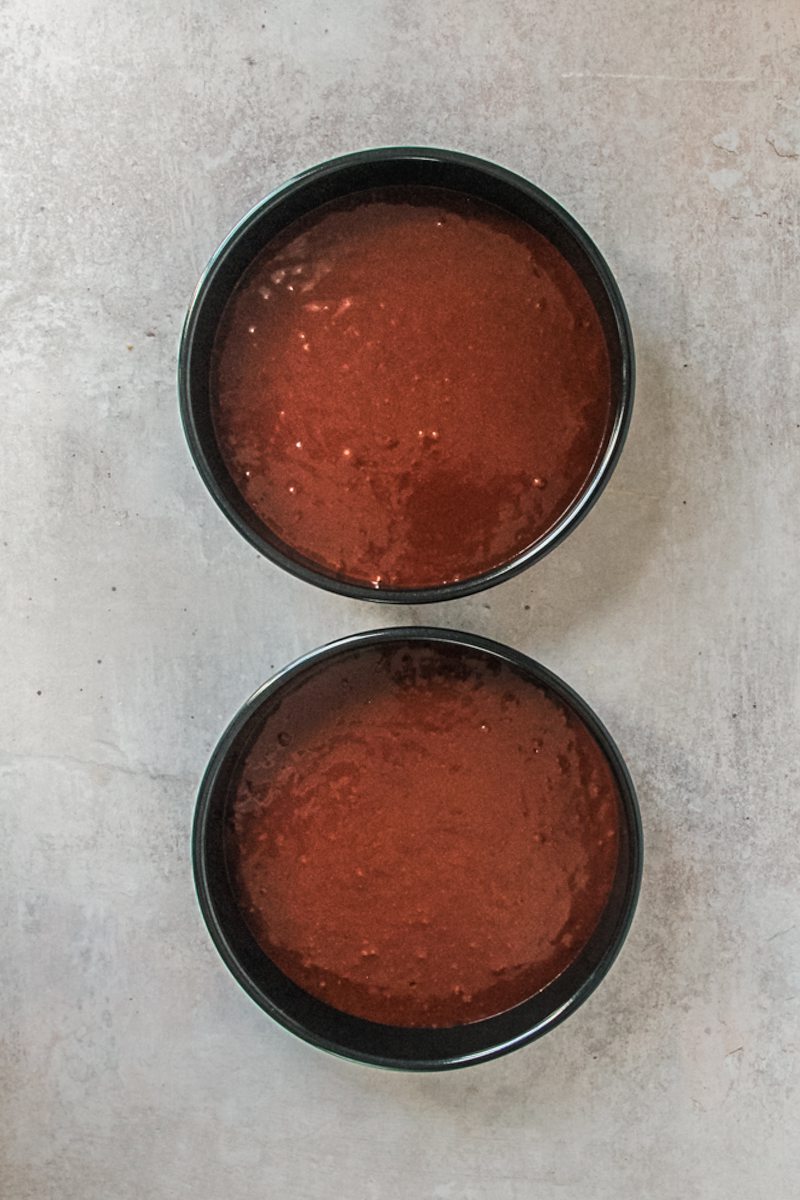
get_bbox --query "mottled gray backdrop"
[2,1,798,1197]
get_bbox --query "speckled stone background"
[2,2,799,1197]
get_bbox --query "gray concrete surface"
[2,2,798,1197]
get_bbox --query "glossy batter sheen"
[211,187,613,589]
[226,642,621,1028]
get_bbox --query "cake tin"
[192,627,642,1071]
[179,147,635,603]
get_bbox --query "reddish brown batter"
[212,187,612,589]
[226,641,620,1028]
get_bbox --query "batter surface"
[226,641,621,1027]
[212,187,612,589]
